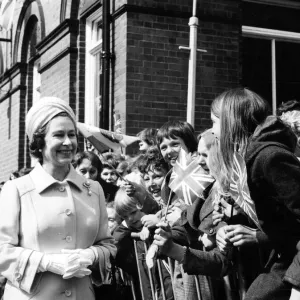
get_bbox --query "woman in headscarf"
[0,97,116,300]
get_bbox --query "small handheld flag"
[230,151,261,229]
[168,149,215,205]
[77,122,139,153]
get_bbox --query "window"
[242,26,300,114]
[242,1,300,114]
[85,9,102,127]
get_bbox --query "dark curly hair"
[29,112,77,163]
[138,146,170,175]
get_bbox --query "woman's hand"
[153,222,173,255]
[140,226,150,241]
[141,214,160,228]
[216,226,231,253]
[124,181,148,204]
[212,202,225,225]
[61,248,95,279]
[199,233,216,251]
[123,181,136,196]
[166,206,182,226]
[213,197,241,225]
[224,224,258,247]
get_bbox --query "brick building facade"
[0,0,299,181]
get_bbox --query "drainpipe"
[101,0,110,130]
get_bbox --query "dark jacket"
[171,185,231,278]
[244,116,300,299]
[113,221,186,300]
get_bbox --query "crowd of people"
[1,89,300,300]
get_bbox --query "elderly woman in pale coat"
[0,97,116,300]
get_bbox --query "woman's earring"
[39,149,42,152]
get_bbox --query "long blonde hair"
[211,88,270,184]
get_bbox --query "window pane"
[242,37,272,107]
[276,41,300,104]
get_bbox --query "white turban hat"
[26,97,76,142]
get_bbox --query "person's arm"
[153,222,230,277]
[113,225,137,275]
[0,181,44,294]
[88,182,117,285]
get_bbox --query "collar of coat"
[30,162,90,194]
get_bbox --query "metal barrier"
[114,232,247,300]
[130,233,209,300]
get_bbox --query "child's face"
[159,137,188,166]
[107,207,119,233]
[211,112,221,139]
[143,167,167,200]
[139,140,149,152]
[122,207,144,228]
[197,139,210,172]
[76,158,99,181]
[101,168,118,184]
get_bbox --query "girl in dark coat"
[210,87,300,300]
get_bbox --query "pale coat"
[0,163,116,300]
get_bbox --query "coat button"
[65,290,72,297]
[59,186,65,192]
[209,228,214,234]
[66,236,72,243]
[15,272,22,281]
[65,209,72,216]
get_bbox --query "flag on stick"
[168,148,215,205]
[77,122,139,153]
[230,151,261,229]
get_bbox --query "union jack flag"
[230,151,261,229]
[169,149,215,205]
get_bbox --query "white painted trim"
[86,9,102,23]
[85,9,102,127]
[271,39,276,115]
[89,40,102,55]
[243,0,300,9]
[242,26,300,42]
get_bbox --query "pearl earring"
[39,149,42,152]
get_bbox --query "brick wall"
[113,13,128,133]
[114,0,241,136]
[0,0,242,181]
[0,92,21,180]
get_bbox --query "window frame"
[242,26,300,114]
[85,9,102,127]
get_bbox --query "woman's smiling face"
[143,167,167,200]
[42,116,77,168]
[159,137,188,166]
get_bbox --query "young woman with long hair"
[211,88,300,300]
